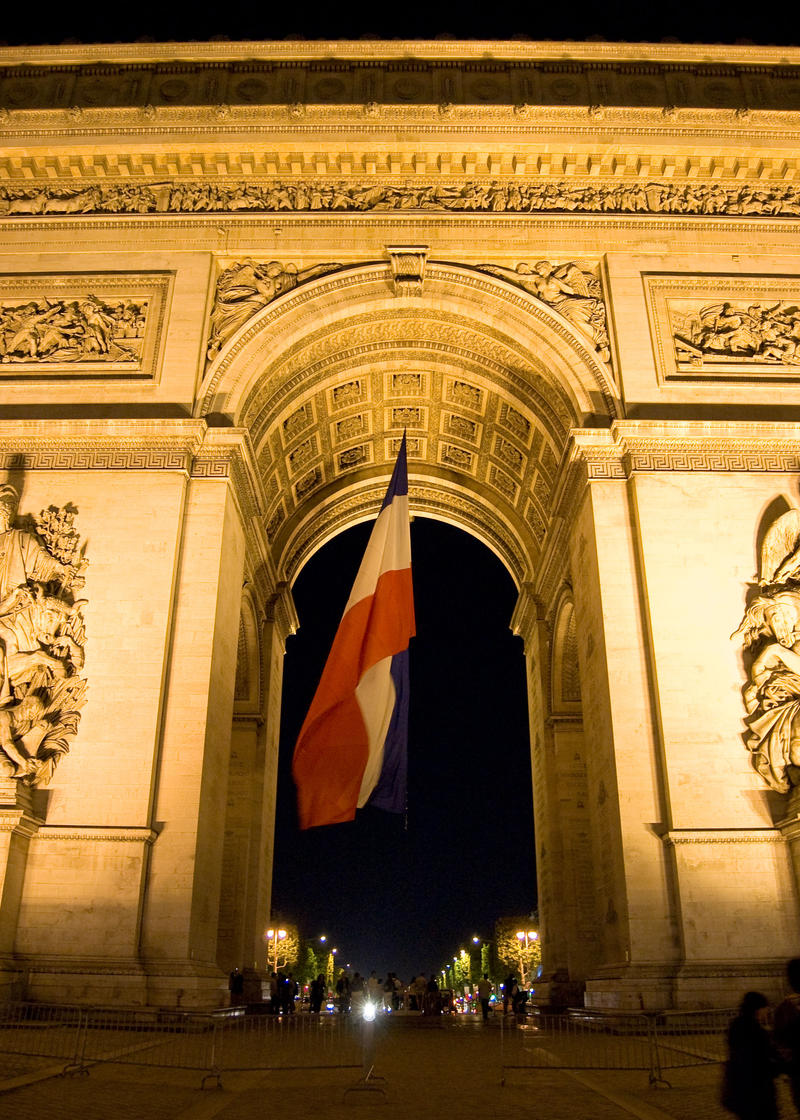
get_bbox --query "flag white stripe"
[354,655,396,807]
[344,494,410,615]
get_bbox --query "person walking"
[502,974,515,1015]
[721,991,783,1120]
[775,957,800,1112]
[228,967,245,1007]
[477,973,493,1022]
[309,973,325,1014]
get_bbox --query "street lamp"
[265,927,287,973]
[515,929,538,988]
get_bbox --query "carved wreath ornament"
[0,485,88,786]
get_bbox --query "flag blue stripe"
[366,647,409,814]
[380,432,408,510]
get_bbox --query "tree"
[298,944,319,987]
[264,921,300,975]
[494,916,542,988]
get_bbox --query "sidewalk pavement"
[0,1011,794,1120]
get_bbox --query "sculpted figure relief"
[477,261,610,361]
[0,296,147,363]
[206,259,342,360]
[733,509,800,792]
[673,301,800,366]
[0,486,87,785]
[5,180,800,220]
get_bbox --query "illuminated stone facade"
[1,38,800,1008]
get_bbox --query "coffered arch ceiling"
[198,262,619,586]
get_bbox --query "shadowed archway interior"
[272,517,534,981]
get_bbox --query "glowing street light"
[265,927,287,973]
[515,929,539,988]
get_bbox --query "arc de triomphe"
[1,38,800,1010]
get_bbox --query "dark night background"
[272,519,533,980]
[3,2,800,46]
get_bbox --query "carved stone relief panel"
[493,434,526,477]
[329,378,368,411]
[386,405,426,432]
[0,273,172,380]
[287,434,320,476]
[281,400,315,445]
[524,499,548,545]
[498,401,533,448]
[446,377,485,415]
[442,412,481,445]
[5,179,800,222]
[386,435,425,461]
[294,465,324,501]
[488,465,520,504]
[439,442,477,475]
[334,442,373,474]
[645,274,800,382]
[207,260,342,362]
[332,412,370,445]
[386,370,429,399]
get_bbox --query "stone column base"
[584,959,788,1011]
[5,956,228,1008]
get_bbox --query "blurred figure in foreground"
[722,991,783,1120]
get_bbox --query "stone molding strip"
[1,41,799,67]
[32,825,158,844]
[664,828,783,845]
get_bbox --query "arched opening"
[272,517,533,981]
[203,258,619,999]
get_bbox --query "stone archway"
[206,259,620,1001]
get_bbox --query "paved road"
[0,1012,793,1120]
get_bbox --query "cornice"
[0,419,206,472]
[3,41,800,67]
[0,808,43,840]
[3,41,800,66]
[540,419,800,606]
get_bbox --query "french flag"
[292,436,415,829]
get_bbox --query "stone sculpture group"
[734,509,800,792]
[0,486,87,785]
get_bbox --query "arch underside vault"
[199,261,618,585]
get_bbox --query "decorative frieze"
[5,179,800,221]
[0,273,171,381]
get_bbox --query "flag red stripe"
[292,566,415,828]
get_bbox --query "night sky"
[2,3,800,46]
[271,518,535,981]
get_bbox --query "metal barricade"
[0,1004,364,1087]
[650,1008,732,1080]
[500,1009,656,1084]
[0,1001,87,1068]
[500,1007,733,1088]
